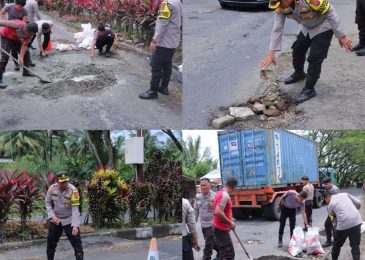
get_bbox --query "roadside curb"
[0,224,181,250]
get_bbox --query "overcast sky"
[182,130,307,164]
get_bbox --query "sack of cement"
[361,222,365,234]
[305,227,324,255]
[74,23,95,50]
[288,227,305,257]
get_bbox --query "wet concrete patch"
[31,65,117,99]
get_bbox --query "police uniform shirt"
[45,183,81,227]
[153,0,182,49]
[269,0,346,51]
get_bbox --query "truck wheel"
[263,196,281,221]
[220,2,229,8]
[233,208,250,220]
[313,191,323,208]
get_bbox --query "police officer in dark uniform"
[139,0,182,99]
[45,172,84,260]
[353,0,365,55]
[260,0,352,103]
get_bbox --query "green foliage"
[305,130,365,187]
[87,169,129,229]
[128,178,152,227]
[64,154,95,181]
[145,151,182,222]
[183,136,218,178]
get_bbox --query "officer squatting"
[139,0,182,100]
[184,176,363,260]
[259,0,353,104]
[45,172,84,260]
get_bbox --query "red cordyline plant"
[13,170,42,232]
[0,169,18,242]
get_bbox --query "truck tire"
[313,191,323,208]
[220,2,229,8]
[232,208,250,220]
[263,196,281,221]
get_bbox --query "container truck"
[218,130,323,221]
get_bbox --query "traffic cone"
[147,237,159,260]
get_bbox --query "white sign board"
[125,137,144,164]
[274,133,282,183]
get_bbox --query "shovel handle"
[233,229,254,260]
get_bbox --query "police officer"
[0,20,38,89]
[194,178,220,260]
[353,0,365,56]
[322,176,341,247]
[139,0,182,99]
[45,172,84,260]
[259,0,352,103]
[324,190,362,260]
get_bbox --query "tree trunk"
[85,131,103,169]
[103,130,114,169]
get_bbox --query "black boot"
[22,70,36,77]
[352,42,364,52]
[139,89,158,99]
[75,252,84,260]
[14,63,20,71]
[0,79,7,89]
[278,236,283,248]
[98,49,103,56]
[105,50,111,58]
[323,240,333,247]
[295,77,317,103]
[284,71,306,84]
[356,46,365,56]
[157,87,169,95]
[47,250,55,260]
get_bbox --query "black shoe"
[29,62,36,67]
[352,43,364,52]
[284,72,306,84]
[323,241,333,247]
[14,64,20,71]
[295,88,316,103]
[98,49,103,56]
[105,51,111,58]
[303,226,308,232]
[157,87,169,95]
[356,46,365,56]
[22,71,36,77]
[0,79,7,89]
[278,239,283,248]
[139,89,158,99]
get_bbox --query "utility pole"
[136,129,144,181]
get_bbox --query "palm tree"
[0,131,48,160]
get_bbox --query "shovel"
[0,46,52,83]
[233,229,254,260]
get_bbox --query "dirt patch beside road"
[212,34,365,129]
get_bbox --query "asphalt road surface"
[183,0,361,128]
[193,188,364,259]
[0,12,181,130]
[0,235,181,260]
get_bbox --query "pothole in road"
[31,65,117,99]
[256,256,294,260]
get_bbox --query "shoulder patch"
[158,0,171,19]
[305,0,330,14]
[71,189,80,206]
